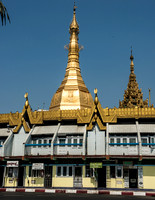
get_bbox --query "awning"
[0,128,11,137]
[31,126,58,135]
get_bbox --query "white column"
[106,123,109,156]
[51,123,60,156]
[136,121,142,156]
[82,124,87,156]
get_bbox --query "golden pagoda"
[49,5,93,110]
[119,50,148,108]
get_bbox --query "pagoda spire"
[66,3,80,71]
[49,4,93,110]
[119,49,148,108]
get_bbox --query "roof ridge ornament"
[74,1,77,13]
[24,92,29,109]
[94,88,99,106]
[130,46,134,73]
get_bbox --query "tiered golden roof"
[49,5,93,110]
[0,91,155,133]
[119,50,148,108]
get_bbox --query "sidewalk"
[0,187,155,197]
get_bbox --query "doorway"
[97,166,106,188]
[74,166,82,187]
[129,169,138,188]
[44,166,52,188]
[0,167,4,186]
[18,167,24,187]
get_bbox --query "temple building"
[0,5,155,190]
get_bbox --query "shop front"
[4,161,22,187]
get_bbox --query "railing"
[141,143,155,155]
[109,143,139,155]
[53,143,83,155]
[25,144,51,156]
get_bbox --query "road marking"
[6,188,16,192]
[45,189,55,193]
[25,189,35,192]
[110,191,122,195]
[66,190,77,193]
[87,190,98,194]
[133,192,146,196]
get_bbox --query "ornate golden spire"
[119,49,148,108]
[49,5,93,110]
[67,3,80,71]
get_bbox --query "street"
[0,193,154,200]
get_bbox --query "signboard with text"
[90,163,102,168]
[7,161,19,168]
[32,163,44,170]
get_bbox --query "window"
[110,166,115,178]
[57,167,61,176]
[116,166,122,178]
[63,166,67,176]
[142,138,147,145]
[56,166,73,177]
[110,138,114,144]
[38,139,42,148]
[85,166,93,177]
[123,138,127,146]
[7,167,13,177]
[49,139,51,147]
[69,166,72,176]
[33,140,36,148]
[129,138,136,146]
[6,167,18,178]
[32,170,44,177]
[68,138,72,144]
[59,138,66,144]
[117,138,121,146]
[73,138,77,146]
[44,139,47,147]
[151,138,154,143]
[79,138,83,144]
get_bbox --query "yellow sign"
[90,163,102,168]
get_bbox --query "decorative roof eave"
[104,107,155,119]
[13,118,30,133]
[0,94,155,129]
[86,89,117,131]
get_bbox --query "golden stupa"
[49,5,93,110]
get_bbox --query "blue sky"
[0,0,155,113]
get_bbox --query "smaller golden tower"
[49,5,93,110]
[119,49,148,108]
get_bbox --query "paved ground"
[0,193,155,200]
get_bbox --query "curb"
[0,188,155,197]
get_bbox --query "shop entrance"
[18,167,24,187]
[44,166,52,188]
[74,166,82,187]
[129,169,138,188]
[97,166,106,188]
[0,166,4,186]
